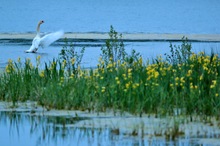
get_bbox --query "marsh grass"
[59,38,85,76]
[0,27,220,117]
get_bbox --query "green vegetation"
[59,38,85,76]
[0,27,220,117]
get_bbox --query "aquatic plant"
[59,38,85,76]
[100,26,140,67]
[100,25,126,66]
[165,36,192,65]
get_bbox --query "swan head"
[39,20,44,25]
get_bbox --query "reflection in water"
[0,111,207,146]
[0,111,92,146]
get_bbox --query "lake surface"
[0,40,220,68]
[0,0,220,34]
[1,0,220,68]
[1,111,219,146]
[0,39,220,69]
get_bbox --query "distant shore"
[0,33,220,42]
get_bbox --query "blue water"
[0,111,195,146]
[1,0,220,34]
[0,0,220,68]
[0,40,220,68]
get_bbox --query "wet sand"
[0,33,220,42]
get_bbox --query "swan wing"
[39,30,64,48]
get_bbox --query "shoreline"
[0,101,220,143]
[0,33,220,42]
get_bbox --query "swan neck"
[37,22,42,33]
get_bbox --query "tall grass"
[0,27,220,117]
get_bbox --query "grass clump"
[0,27,220,117]
[100,25,141,67]
[59,38,85,76]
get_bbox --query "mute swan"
[25,20,64,53]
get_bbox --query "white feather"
[40,30,64,48]
[25,30,64,53]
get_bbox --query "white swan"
[25,20,64,53]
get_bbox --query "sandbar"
[0,33,220,42]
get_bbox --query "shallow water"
[1,0,220,34]
[0,40,220,68]
[0,111,209,146]
[0,100,220,146]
